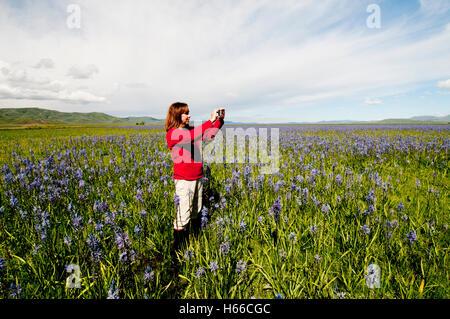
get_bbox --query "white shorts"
[173,179,203,230]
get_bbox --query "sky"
[0,0,449,123]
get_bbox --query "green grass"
[0,126,448,299]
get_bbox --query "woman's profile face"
[180,108,190,127]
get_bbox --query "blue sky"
[0,0,449,122]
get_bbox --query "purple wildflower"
[209,261,219,274]
[196,267,205,279]
[321,203,330,214]
[236,260,247,275]
[289,232,297,242]
[361,225,370,235]
[174,194,180,207]
[9,283,22,298]
[134,224,142,234]
[406,230,417,244]
[64,235,72,246]
[309,223,317,235]
[139,209,147,217]
[184,249,194,261]
[201,206,208,228]
[0,257,6,277]
[72,213,83,230]
[115,231,131,250]
[143,265,154,284]
[86,234,102,263]
[119,251,128,263]
[220,241,230,255]
[270,198,282,221]
[107,280,120,299]
[239,220,247,233]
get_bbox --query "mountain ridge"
[0,107,163,125]
[0,107,448,125]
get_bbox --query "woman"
[165,102,225,251]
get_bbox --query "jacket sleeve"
[203,118,224,140]
[167,120,215,148]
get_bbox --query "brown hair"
[165,102,189,131]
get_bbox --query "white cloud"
[419,0,450,15]
[67,64,99,79]
[437,79,450,89]
[34,58,54,69]
[0,59,105,103]
[125,82,149,89]
[0,84,105,103]
[365,98,382,105]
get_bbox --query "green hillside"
[0,107,163,125]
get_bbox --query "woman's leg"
[189,179,203,233]
[173,179,192,230]
[172,179,203,251]
[190,179,203,220]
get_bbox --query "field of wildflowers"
[0,124,448,299]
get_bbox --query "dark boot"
[171,228,189,254]
[190,217,201,235]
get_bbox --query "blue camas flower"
[0,257,6,278]
[9,283,22,298]
[239,220,247,233]
[209,261,219,274]
[220,241,230,255]
[201,206,208,228]
[275,293,284,299]
[309,223,317,235]
[174,194,180,207]
[321,203,330,214]
[64,235,72,246]
[270,198,282,221]
[406,230,417,244]
[107,280,120,299]
[289,232,297,242]
[86,234,102,263]
[72,213,83,231]
[143,265,154,284]
[184,249,194,261]
[361,225,370,235]
[196,267,205,279]
[236,260,247,275]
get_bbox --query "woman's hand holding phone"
[210,107,226,122]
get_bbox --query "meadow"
[0,124,448,299]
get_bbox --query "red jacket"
[167,118,224,180]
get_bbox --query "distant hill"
[409,115,450,122]
[229,115,449,125]
[283,115,450,125]
[0,107,164,125]
[372,114,450,124]
[0,107,448,126]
